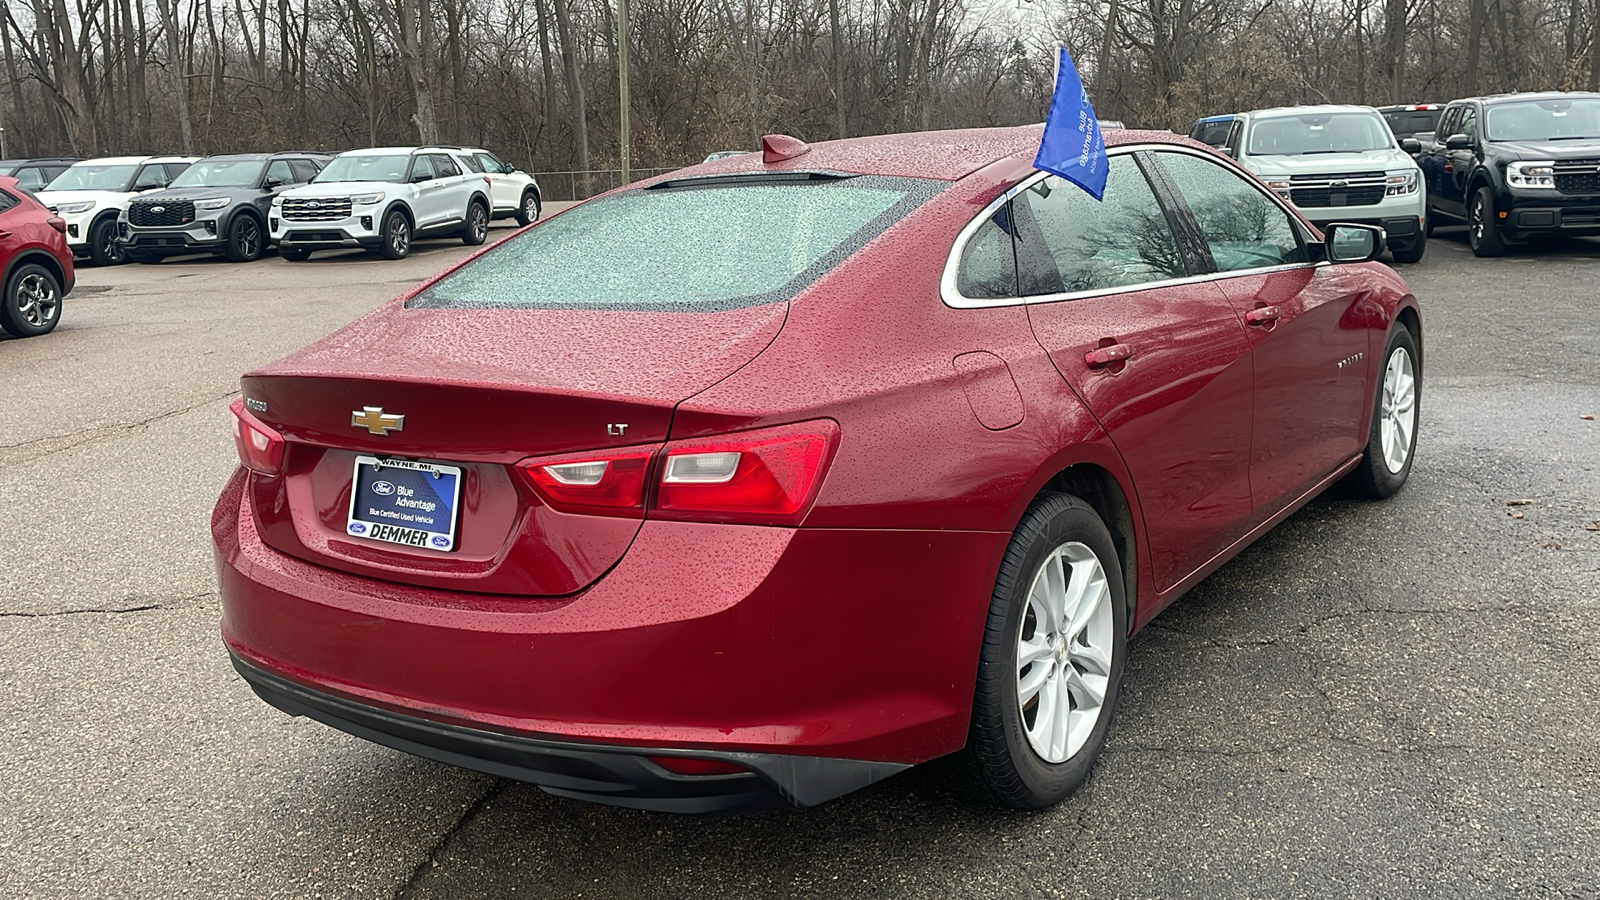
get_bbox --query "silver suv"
[270,147,491,261]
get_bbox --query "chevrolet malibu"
[215,127,1422,814]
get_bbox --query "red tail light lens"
[654,420,838,526]
[516,447,653,517]
[229,399,286,476]
[647,756,747,776]
[46,216,67,234]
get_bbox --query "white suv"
[1232,105,1428,263]
[456,147,542,225]
[270,147,491,261]
[37,155,199,265]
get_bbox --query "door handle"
[1245,305,1282,326]
[0,230,11,239]
[1084,343,1134,367]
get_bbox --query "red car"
[0,176,73,338]
[215,127,1421,813]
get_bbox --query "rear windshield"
[1247,112,1395,155]
[1191,120,1234,147]
[410,175,937,312]
[1382,109,1441,139]
[1485,98,1600,141]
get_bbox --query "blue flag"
[1034,46,1108,201]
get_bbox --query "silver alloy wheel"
[237,219,261,257]
[1016,541,1115,764]
[1379,346,1417,474]
[523,194,539,221]
[471,205,487,240]
[15,272,58,328]
[389,216,410,255]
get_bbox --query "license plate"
[345,456,462,552]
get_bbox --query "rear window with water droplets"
[409,176,937,312]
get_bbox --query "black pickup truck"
[1415,92,1600,256]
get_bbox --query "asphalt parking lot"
[2,224,1597,899]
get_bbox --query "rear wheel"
[0,263,63,337]
[951,493,1127,809]
[279,247,312,262]
[379,209,411,260]
[1468,186,1505,257]
[87,217,125,266]
[1348,326,1420,498]
[461,200,489,246]
[223,215,265,262]
[515,190,541,226]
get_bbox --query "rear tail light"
[515,420,838,526]
[46,216,66,234]
[515,447,653,517]
[653,421,838,526]
[229,399,286,476]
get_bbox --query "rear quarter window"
[410,176,938,312]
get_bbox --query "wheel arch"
[1025,460,1141,633]
[382,200,414,228]
[3,249,67,295]
[468,191,490,213]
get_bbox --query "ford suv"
[121,152,332,263]
[37,155,198,265]
[1416,92,1600,256]
[456,147,542,225]
[270,147,491,261]
[1233,105,1428,263]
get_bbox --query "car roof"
[196,151,333,161]
[664,126,1198,183]
[1472,91,1600,105]
[71,155,197,166]
[1243,104,1381,120]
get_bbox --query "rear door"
[475,152,518,212]
[1017,153,1258,592]
[1150,149,1373,519]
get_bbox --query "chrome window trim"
[940,142,1324,310]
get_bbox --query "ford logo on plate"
[431,536,451,547]
[348,522,368,534]
[371,480,395,496]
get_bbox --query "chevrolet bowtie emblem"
[351,406,404,436]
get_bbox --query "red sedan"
[214,127,1421,813]
[0,176,73,338]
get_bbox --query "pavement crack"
[394,778,506,899]
[0,604,162,618]
[0,390,239,467]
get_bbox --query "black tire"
[1424,214,1435,238]
[278,247,312,262]
[379,208,411,260]
[515,190,541,226]
[461,200,489,246]
[126,251,167,265]
[0,262,64,338]
[1468,186,1505,257]
[223,214,265,262]
[1348,326,1421,499]
[1390,237,1426,264]
[87,217,126,266]
[949,493,1128,809]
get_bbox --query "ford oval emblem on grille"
[1330,180,1349,189]
[151,206,165,213]
[307,201,321,209]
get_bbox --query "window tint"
[411,177,930,311]
[289,159,320,183]
[956,205,1018,299]
[431,154,461,178]
[1459,107,1478,142]
[132,165,171,190]
[0,188,18,214]
[1013,155,1185,296]
[265,159,295,185]
[163,162,191,182]
[409,155,435,181]
[1156,152,1308,272]
[458,153,484,173]
[14,167,46,191]
[1437,107,1460,138]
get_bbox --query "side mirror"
[133,182,162,192]
[411,172,432,183]
[1323,223,1386,263]
[1400,138,1422,154]
[1445,133,1473,150]
[261,179,282,191]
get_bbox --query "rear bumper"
[233,654,906,813]
[213,469,1006,808]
